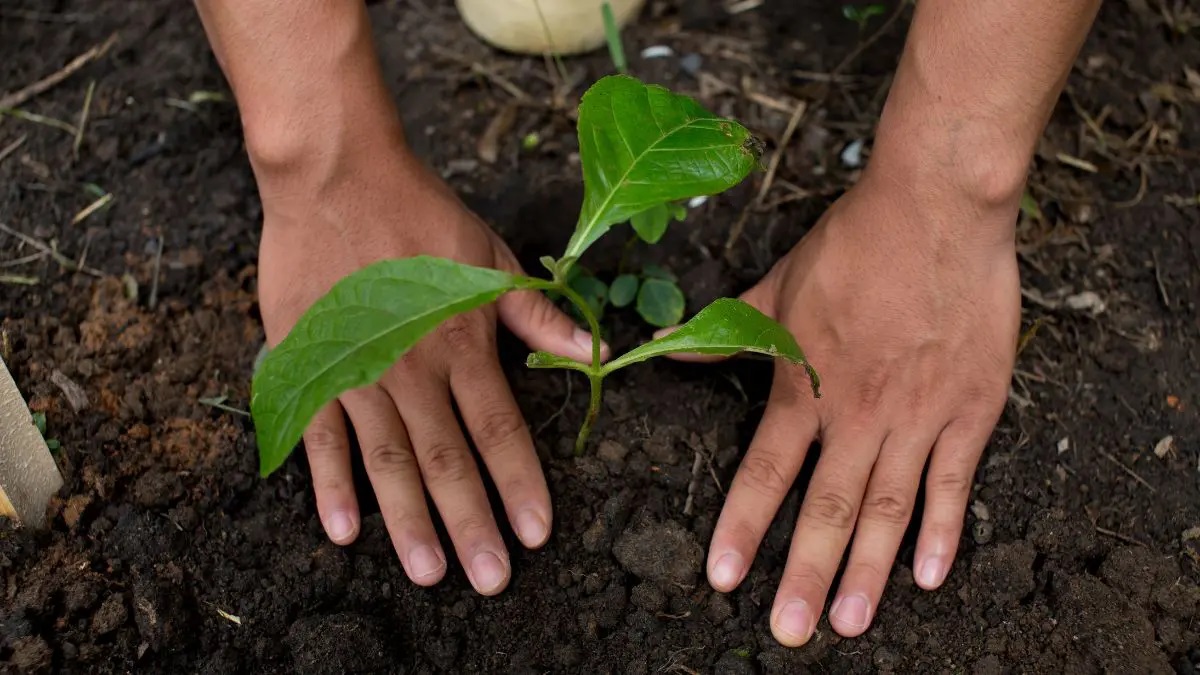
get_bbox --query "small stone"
[680,53,704,76]
[973,520,994,545]
[971,501,991,521]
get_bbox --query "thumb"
[654,273,781,363]
[493,243,610,364]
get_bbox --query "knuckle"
[853,368,889,413]
[781,566,829,597]
[737,451,793,498]
[803,491,857,530]
[844,559,889,585]
[473,407,526,451]
[526,293,564,331]
[304,427,347,456]
[451,514,494,542]
[439,314,480,353]
[363,441,417,476]
[862,490,912,526]
[927,469,972,498]
[420,440,474,485]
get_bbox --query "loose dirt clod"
[612,515,703,589]
[0,357,64,527]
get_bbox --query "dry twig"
[0,34,117,109]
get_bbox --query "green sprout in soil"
[842,3,886,32]
[250,75,821,477]
[31,411,60,452]
[600,1,628,74]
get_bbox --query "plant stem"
[576,372,603,454]
[530,277,606,454]
[556,283,603,373]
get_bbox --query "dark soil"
[2,1,1199,673]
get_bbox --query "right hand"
[254,134,604,595]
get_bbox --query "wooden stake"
[0,357,63,527]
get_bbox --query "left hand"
[702,171,1021,645]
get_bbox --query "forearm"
[869,0,1101,223]
[193,1,404,178]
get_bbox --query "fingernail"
[917,557,947,589]
[515,509,549,548]
[325,511,357,544]
[830,593,871,630]
[572,328,607,360]
[774,600,814,645]
[652,326,677,340]
[709,551,745,590]
[470,551,509,594]
[408,545,446,581]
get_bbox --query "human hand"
[703,172,1021,644]
[255,138,604,595]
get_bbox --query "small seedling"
[842,3,886,31]
[251,76,820,476]
[31,411,60,452]
[600,1,628,74]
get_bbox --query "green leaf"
[605,298,821,397]
[609,274,640,307]
[251,256,521,476]
[667,202,688,221]
[563,75,761,262]
[31,411,47,437]
[568,273,608,318]
[630,203,671,244]
[642,263,676,282]
[636,278,685,328]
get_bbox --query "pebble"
[973,520,994,545]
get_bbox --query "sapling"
[842,3,887,32]
[251,75,820,477]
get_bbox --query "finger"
[660,271,780,363]
[708,370,818,592]
[386,373,511,596]
[451,357,552,549]
[913,417,990,591]
[493,246,609,364]
[828,429,937,637]
[303,402,360,545]
[341,386,446,586]
[771,426,882,647]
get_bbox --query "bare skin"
[195,0,1100,643]
[195,0,608,595]
[689,0,1101,644]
